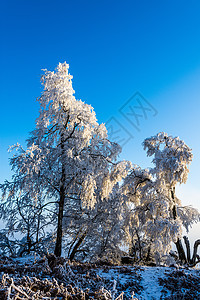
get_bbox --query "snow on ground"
[138,267,165,300]
[0,255,200,299]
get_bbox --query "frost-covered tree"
[143,132,199,262]
[0,62,131,257]
[0,163,55,256]
[2,63,199,265]
[123,132,200,263]
[63,180,130,263]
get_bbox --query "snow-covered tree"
[63,181,130,263]
[0,160,55,256]
[1,62,199,266]
[143,132,200,262]
[0,62,131,257]
[123,132,200,263]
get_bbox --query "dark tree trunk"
[183,236,191,263]
[175,239,187,263]
[54,134,66,257]
[191,239,200,265]
[171,188,187,263]
[135,230,142,261]
[27,226,32,254]
[183,236,200,266]
[145,246,151,262]
[129,240,136,259]
[54,186,65,257]
[36,214,40,244]
[69,231,87,261]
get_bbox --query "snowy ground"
[0,255,200,299]
[138,267,165,299]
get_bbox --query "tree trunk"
[171,188,187,263]
[145,246,151,262]
[36,214,40,244]
[129,237,136,258]
[54,134,66,257]
[27,226,32,254]
[135,229,142,261]
[54,186,65,257]
[175,239,186,263]
[183,236,190,263]
[191,239,200,265]
[69,231,87,261]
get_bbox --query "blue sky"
[1,0,200,243]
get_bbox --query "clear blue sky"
[1,0,200,243]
